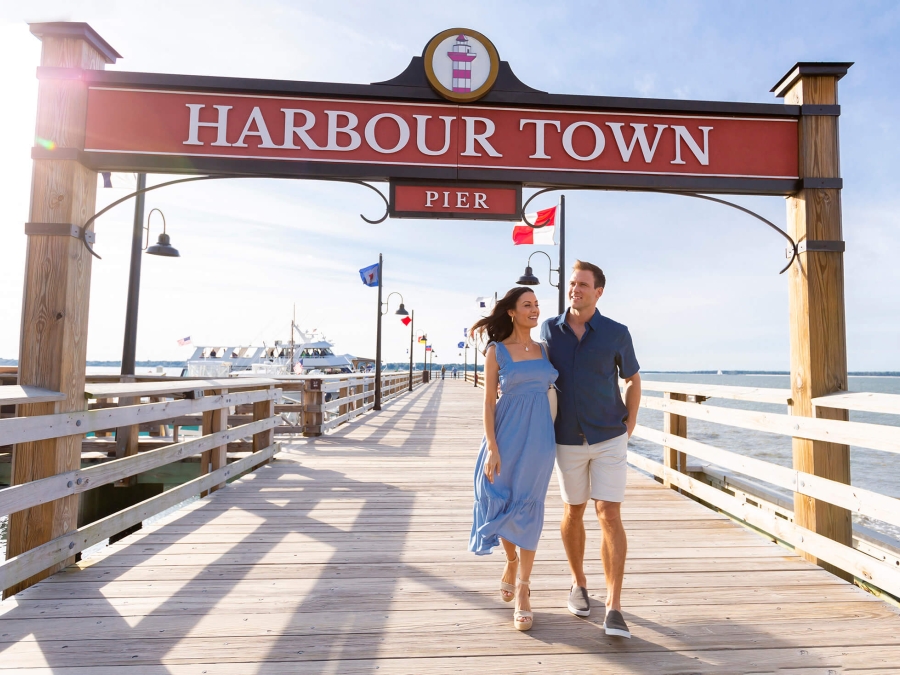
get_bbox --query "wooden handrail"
[641,395,900,454]
[1,388,279,446]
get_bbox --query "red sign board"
[390,182,521,220]
[82,88,798,188]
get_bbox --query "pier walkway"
[2,381,897,673]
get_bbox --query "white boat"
[183,328,357,377]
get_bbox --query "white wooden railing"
[632,381,900,601]
[0,369,427,595]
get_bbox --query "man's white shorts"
[555,433,628,504]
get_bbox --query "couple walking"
[468,260,642,633]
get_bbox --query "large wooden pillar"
[773,62,853,577]
[5,23,120,597]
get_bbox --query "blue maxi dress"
[469,341,559,555]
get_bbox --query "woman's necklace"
[509,338,535,352]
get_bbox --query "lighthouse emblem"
[448,34,477,93]
[423,28,500,103]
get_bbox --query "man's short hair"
[573,260,606,289]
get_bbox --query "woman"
[468,287,558,631]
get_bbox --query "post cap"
[771,62,853,98]
[29,22,122,64]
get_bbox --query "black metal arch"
[520,187,798,274]
[81,174,391,258]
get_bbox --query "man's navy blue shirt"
[540,309,640,445]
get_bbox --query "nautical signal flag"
[401,316,412,326]
[476,297,488,308]
[418,335,427,344]
[458,341,465,348]
[426,345,432,352]
[512,203,559,245]
[463,327,468,337]
[359,263,379,287]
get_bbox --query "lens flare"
[35,137,56,150]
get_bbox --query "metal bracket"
[25,222,100,259]
[801,177,843,190]
[786,240,846,257]
[25,222,95,243]
[800,104,841,116]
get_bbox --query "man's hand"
[623,373,642,438]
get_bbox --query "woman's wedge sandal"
[513,578,533,631]
[499,554,518,602]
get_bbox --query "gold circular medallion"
[423,28,500,103]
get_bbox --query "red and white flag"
[177,336,192,346]
[512,203,559,245]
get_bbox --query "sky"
[1,1,899,371]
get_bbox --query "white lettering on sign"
[606,123,667,162]
[456,192,470,208]
[562,121,605,161]
[232,107,278,148]
[461,117,502,157]
[443,192,450,207]
[365,113,410,154]
[519,119,561,159]
[671,126,713,165]
[413,115,455,156]
[425,190,439,207]
[184,104,232,146]
[474,193,488,208]
[281,109,321,150]
[177,101,720,170]
[323,111,361,151]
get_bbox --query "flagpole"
[558,194,566,315]
[374,253,384,411]
[408,310,414,392]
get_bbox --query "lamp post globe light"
[375,286,408,411]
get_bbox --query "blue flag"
[458,341,465,348]
[359,263,379,287]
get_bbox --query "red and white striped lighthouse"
[447,34,477,93]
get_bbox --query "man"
[540,260,641,638]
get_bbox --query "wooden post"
[774,62,853,577]
[663,392,687,489]
[252,388,276,453]
[5,23,120,598]
[303,379,323,437]
[203,390,228,495]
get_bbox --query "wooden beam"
[778,63,852,578]
[662,392,687,489]
[5,25,116,598]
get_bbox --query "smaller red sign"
[390,182,521,220]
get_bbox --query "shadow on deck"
[0,381,897,673]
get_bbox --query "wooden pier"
[2,380,897,673]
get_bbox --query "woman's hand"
[484,445,501,483]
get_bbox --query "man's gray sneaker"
[603,609,631,638]
[567,585,591,617]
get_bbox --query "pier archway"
[15,21,851,587]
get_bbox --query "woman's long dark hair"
[470,287,536,353]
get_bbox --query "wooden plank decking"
[1,380,897,673]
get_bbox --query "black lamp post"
[407,309,415,392]
[416,330,427,382]
[375,285,407,411]
[121,187,181,378]
[516,250,562,314]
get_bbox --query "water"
[631,373,900,542]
